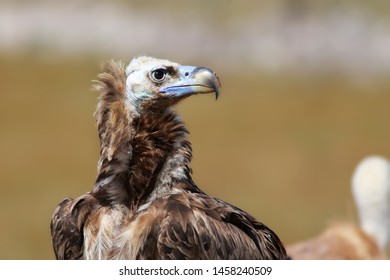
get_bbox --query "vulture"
[287,156,390,259]
[50,56,288,260]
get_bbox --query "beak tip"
[214,72,221,100]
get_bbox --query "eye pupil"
[152,69,166,81]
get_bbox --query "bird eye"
[151,68,167,82]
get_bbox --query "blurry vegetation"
[1,55,389,259]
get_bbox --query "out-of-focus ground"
[1,0,390,259]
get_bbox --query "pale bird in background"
[352,156,390,253]
[287,155,390,259]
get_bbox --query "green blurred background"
[1,0,390,259]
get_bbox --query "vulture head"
[125,56,220,112]
[93,56,222,207]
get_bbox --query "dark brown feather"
[51,58,288,260]
[50,194,95,259]
[149,193,287,259]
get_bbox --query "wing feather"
[148,193,288,260]
[50,193,95,259]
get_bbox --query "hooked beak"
[159,66,221,100]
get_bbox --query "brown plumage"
[50,56,288,260]
[287,223,384,260]
[287,156,390,260]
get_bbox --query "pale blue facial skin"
[125,57,220,112]
[159,66,220,99]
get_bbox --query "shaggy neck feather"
[92,61,194,209]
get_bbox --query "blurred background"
[1,0,390,259]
